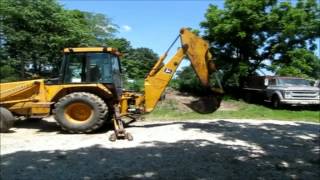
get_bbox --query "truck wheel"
[271,95,281,109]
[0,107,15,133]
[53,92,107,133]
[244,92,252,103]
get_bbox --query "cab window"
[64,53,85,83]
[62,52,117,84]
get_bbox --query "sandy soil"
[1,117,319,180]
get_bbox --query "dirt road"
[1,117,319,180]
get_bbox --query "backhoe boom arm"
[143,28,216,112]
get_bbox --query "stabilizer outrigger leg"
[109,105,133,141]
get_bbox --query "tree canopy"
[0,0,158,83]
[200,0,320,85]
[2,0,318,89]
[0,0,115,81]
[105,38,158,80]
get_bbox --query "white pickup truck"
[242,76,320,108]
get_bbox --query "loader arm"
[143,28,217,112]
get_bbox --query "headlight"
[284,91,291,98]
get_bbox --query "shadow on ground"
[12,118,111,134]
[13,119,60,133]
[1,120,319,179]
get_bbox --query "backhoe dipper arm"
[143,28,216,112]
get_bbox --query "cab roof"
[63,47,121,56]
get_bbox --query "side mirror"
[264,79,269,86]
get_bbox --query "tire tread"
[53,92,107,133]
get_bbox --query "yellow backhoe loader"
[0,28,223,141]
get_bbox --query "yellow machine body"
[0,29,219,117]
[0,79,113,117]
[0,29,222,139]
[0,47,119,118]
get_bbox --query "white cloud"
[122,25,132,32]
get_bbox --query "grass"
[146,99,320,123]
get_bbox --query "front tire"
[0,107,15,133]
[244,92,252,103]
[271,95,281,109]
[53,92,107,133]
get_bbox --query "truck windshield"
[278,79,311,86]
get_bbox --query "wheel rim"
[64,102,93,123]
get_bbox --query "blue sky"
[60,0,223,56]
[60,0,319,74]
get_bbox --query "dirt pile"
[161,88,239,112]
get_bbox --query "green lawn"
[146,99,320,123]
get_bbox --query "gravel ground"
[1,117,319,180]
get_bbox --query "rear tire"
[0,107,15,133]
[53,92,107,133]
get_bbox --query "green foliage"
[123,79,144,92]
[105,38,132,54]
[173,66,208,95]
[173,65,224,94]
[82,11,117,46]
[105,38,159,80]
[148,99,319,123]
[0,65,19,82]
[274,49,320,79]
[267,0,320,77]
[123,48,158,79]
[0,0,117,80]
[201,0,320,85]
[174,67,200,93]
[0,0,158,84]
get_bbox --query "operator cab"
[60,47,122,94]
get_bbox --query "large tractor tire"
[0,107,15,133]
[53,92,108,133]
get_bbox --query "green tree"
[105,38,158,78]
[267,0,320,78]
[273,49,320,79]
[0,0,117,81]
[201,0,320,85]
[105,38,132,54]
[82,11,118,46]
[173,66,203,94]
[123,47,159,79]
